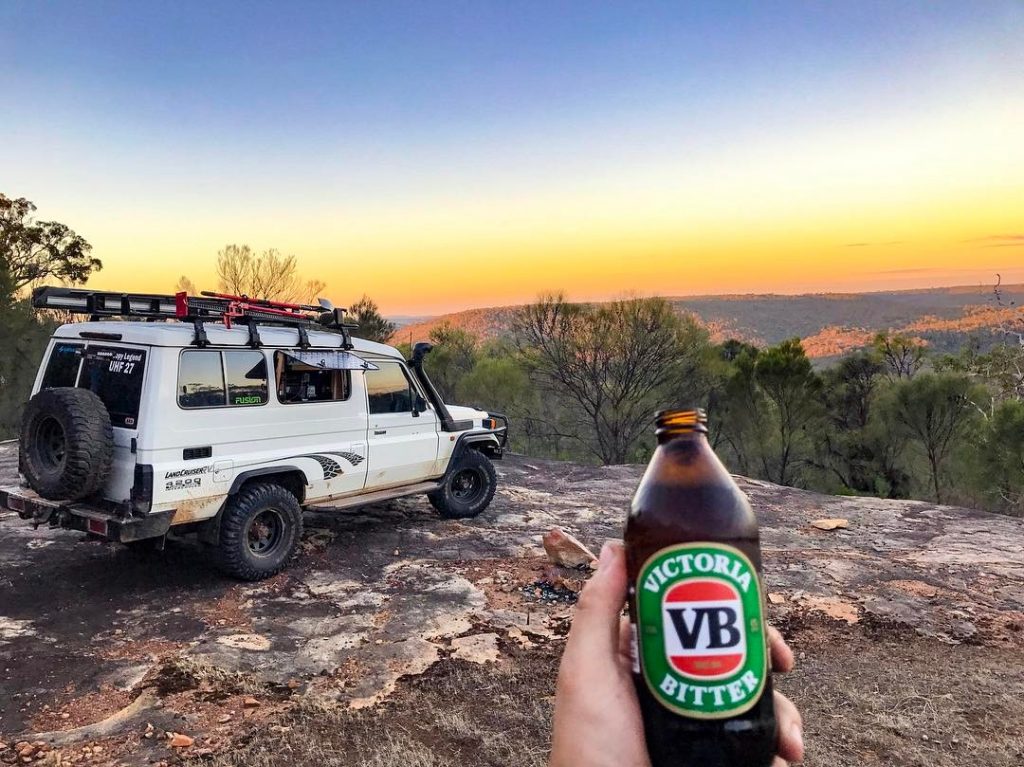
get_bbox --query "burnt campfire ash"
[521,579,580,604]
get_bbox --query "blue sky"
[5,2,1012,143]
[2,1,1022,312]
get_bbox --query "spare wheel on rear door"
[20,387,114,500]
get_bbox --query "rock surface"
[810,517,849,530]
[541,527,597,568]
[450,633,501,664]
[1,442,1022,761]
[168,733,193,748]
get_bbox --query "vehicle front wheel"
[428,450,497,520]
[212,483,303,580]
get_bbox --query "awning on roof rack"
[281,350,380,371]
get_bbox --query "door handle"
[374,429,387,435]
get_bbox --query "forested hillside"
[407,294,1024,517]
[394,283,1024,360]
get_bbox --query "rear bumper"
[0,486,174,543]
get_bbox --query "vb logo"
[636,543,767,717]
[662,579,746,679]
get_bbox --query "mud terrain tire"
[213,483,303,580]
[20,387,113,500]
[428,450,497,519]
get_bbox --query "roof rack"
[32,286,359,350]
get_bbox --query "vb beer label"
[635,542,767,719]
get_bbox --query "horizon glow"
[2,1,1022,314]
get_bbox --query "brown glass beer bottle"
[625,408,776,767]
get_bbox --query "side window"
[275,351,351,404]
[77,346,147,428]
[178,351,226,408]
[42,342,84,388]
[366,362,415,414]
[225,351,268,406]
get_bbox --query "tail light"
[131,464,153,514]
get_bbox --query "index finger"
[566,542,628,662]
[768,625,794,673]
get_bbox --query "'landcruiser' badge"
[635,542,767,719]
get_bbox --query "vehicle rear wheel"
[212,483,303,580]
[428,450,497,519]
[20,388,113,500]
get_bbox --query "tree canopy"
[0,194,100,304]
[178,245,326,304]
[513,294,712,464]
[880,373,982,503]
[0,193,98,437]
[348,295,397,344]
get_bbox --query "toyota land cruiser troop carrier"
[0,287,508,580]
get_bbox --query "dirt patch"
[28,688,134,733]
[779,615,1024,767]
[800,595,861,624]
[190,587,255,631]
[443,556,585,611]
[887,579,943,599]
[100,640,185,663]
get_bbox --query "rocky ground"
[1,442,1023,766]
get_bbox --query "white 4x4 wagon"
[1,287,507,580]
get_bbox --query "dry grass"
[154,656,270,697]
[190,646,559,767]
[187,618,1024,767]
[780,616,1024,767]
[361,732,454,767]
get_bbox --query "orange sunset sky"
[2,2,1022,315]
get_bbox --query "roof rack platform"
[32,286,359,350]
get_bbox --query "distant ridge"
[661,282,1024,302]
[392,283,1024,359]
[390,306,520,346]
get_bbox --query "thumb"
[566,541,628,659]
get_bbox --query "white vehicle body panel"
[366,408,441,489]
[363,356,442,489]
[26,322,499,528]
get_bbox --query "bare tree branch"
[512,294,710,464]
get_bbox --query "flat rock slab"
[450,633,501,664]
[1,444,1023,740]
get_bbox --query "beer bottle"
[625,408,776,767]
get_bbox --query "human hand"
[549,541,804,767]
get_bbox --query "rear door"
[37,341,148,503]
[364,360,440,489]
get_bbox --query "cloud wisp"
[964,234,1024,247]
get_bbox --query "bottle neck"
[656,426,708,444]
[654,408,708,444]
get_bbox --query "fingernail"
[597,542,614,570]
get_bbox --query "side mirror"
[414,394,428,414]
